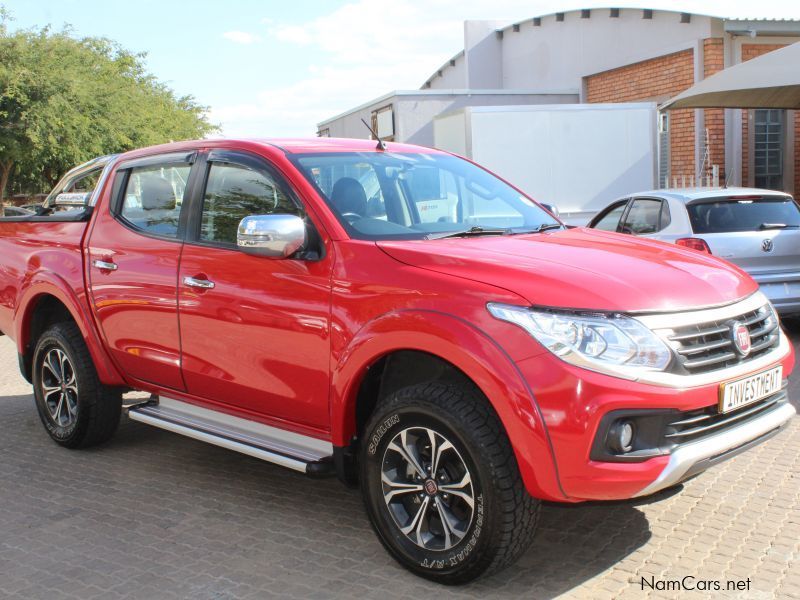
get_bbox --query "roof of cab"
[112,137,443,163]
[258,137,441,154]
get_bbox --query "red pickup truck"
[0,138,795,584]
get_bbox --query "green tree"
[0,8,216,209]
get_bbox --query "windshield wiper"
[512,223,564,234]
[759,223,799,230]
[425,226,510,240]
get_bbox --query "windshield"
[291,152,560,240]
[687,196,800,233]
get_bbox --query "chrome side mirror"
[237,214,306,258]
[53,192,92,208]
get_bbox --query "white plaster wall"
[319,93,578,145]
[440,104,658,222]
[432,112,467,156]
[427,53,467,89]
[395,93,577,146]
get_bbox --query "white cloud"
[222,30,261,45]
[212,0,800,138]
[215,0,471,137]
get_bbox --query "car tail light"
[676,238,712,254]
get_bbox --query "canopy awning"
[661,42,800,110]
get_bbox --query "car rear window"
[687,196,800,233]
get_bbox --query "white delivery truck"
[433,103,658,225]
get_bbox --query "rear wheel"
[32,322,122,448]
[360,382,540,584]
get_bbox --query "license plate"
[719,366,783,413]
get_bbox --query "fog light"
[608,420,635,454]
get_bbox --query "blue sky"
[4,0,800,138]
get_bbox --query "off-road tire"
[32,322,122,448]
[360,381,540,585]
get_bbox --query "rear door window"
[119,163,191,238]
[687,197,800,233]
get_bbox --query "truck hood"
[377,228,757,313]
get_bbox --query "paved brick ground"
[0,320,798,600]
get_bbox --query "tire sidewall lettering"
[420,493,485,569]
[367,413,400,455]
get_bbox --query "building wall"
[703,38,725,182]
[425,9,716,92]
[318,92,578,147]
[430,53,467,89]
[740,43,799,195]
[585,48,696,182]
[463,21,505,89]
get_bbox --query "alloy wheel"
[381,426,475,551]
[40,348,79,428]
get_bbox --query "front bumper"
[633,401,795,496]
[516,338,795,502]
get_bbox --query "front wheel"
[360,382,540,584]
[32,322,122,448]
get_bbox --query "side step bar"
[128,396,335,477]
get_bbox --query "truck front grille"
[667,304,780,374]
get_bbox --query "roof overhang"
[661,41,800,110]
[724,19,800,37]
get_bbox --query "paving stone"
[0,320,798,599]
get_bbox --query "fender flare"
[14,271,124,386]
[331,308,566,500]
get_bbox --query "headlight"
[487,303,672,378]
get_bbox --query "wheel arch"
[15,275,124,386]
[331,309,565,501]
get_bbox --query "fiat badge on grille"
[731,321,751,357]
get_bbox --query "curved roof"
[420,8,800,90]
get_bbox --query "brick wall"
[740,43,798,194]
[586,48,696,183]
[703,38,725,182]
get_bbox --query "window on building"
[318,128,330,138]
[370,105,394,141]
[658,112,670,188]
[753,109,784,190]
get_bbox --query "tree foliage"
[0,9,216,204]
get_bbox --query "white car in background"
[588,188,800,316]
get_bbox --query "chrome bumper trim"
[634,402,796,497]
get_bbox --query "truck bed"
[0,213,91,341]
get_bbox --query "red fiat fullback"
[0,138,794,584]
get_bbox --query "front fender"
[15,271,124,386]
[331,308,566,501]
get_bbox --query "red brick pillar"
[702,39,725,183]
